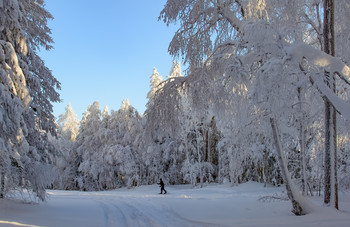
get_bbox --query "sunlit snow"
[1,182,350,227]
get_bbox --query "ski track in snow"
[98,201,128,227]
[96,196,216,227]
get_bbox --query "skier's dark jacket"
[159,179,165,188]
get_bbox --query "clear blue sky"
[39,0,179,120]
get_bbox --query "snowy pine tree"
[75,101,102,190]
[147,67,164,103]
[50,103,80,190]
[57,103,80,142]
[167,61,183,80]
[0,0,60,201]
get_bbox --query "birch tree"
[159,0,348,215]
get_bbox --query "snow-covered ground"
[0,182,349,227]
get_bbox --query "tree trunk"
[323,0,338,209]
[270,118,306,215]
[197,131,203,188]
[218,147,222,183]
[298,87,308,196]
[324,99,331,203]
[0,172,4,199]
[300,122,308,196]
[263,150,268,187]
[208,129,212,163]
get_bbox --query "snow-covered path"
[95,196,207,227]
[1,182,350,227]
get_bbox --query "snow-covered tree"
[49,133,77,190]
[147,67,164,104]
[0,0,60,201]
[114,99,143,187]
[158,0,350,214]
[75,101,102,190]
[167,61,183,80]
[50,103,80,190]
[72,100,144,190]
[57,103,80,142]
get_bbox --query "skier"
[158,178,167,194]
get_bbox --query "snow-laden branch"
[284,43,350,120]
[284,43,350,84]
[310,75,350,121]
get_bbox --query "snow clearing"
[1,182,350,227]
